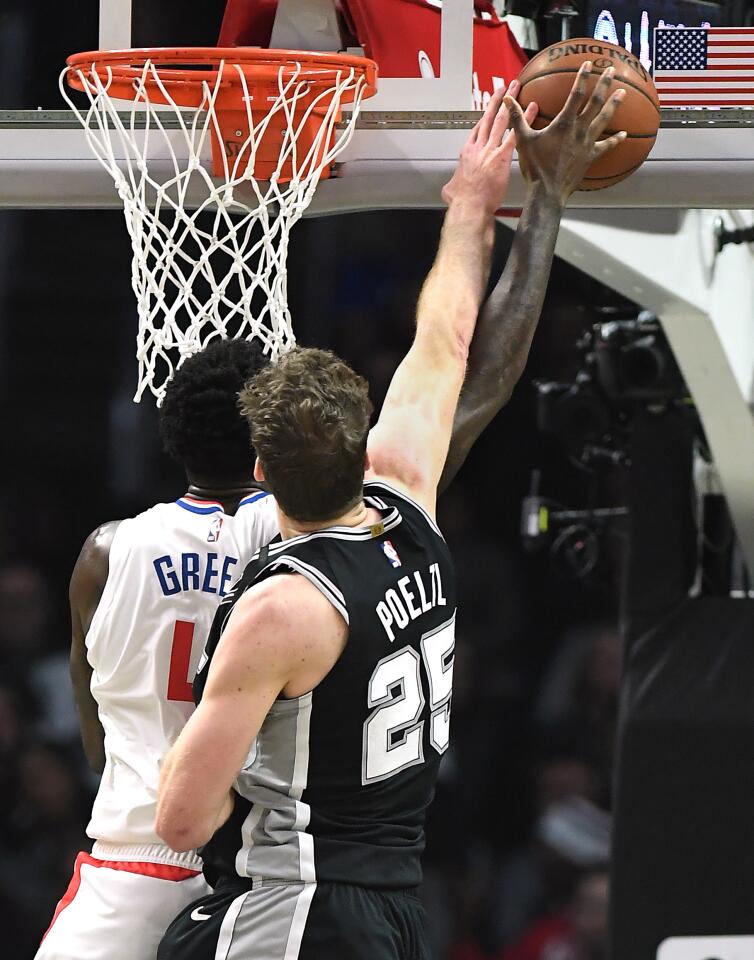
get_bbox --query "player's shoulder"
[234,489,277,525]
[71,518,124,598]
[77,518,123,563]
[234,570,309,613]
[113,501,175,542]
[230,490,279,552]
[125,499,179,525]
[364,477,444,541]
[236,488,274,511]
[227,573,343,652]
[95,499,201,557]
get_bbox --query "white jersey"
[85,492,278,862]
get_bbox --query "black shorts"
[157,877,430,960]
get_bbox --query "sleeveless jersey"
[86,492,278,855]
[195,481,456,890]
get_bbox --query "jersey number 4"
[167,620,197,703]
[362,617,455,784]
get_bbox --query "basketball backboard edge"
[0,0,753,211]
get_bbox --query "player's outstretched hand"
[505,63,627,206]
[442,81,538,215]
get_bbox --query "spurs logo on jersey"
[195,481,456,891]
[85,492,278,853]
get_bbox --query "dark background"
[0,2,652,958]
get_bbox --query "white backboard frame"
[99,0,132,50]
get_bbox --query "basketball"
[517,39,661,191]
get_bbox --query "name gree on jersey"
[376,561,446,642]
[153,551,238,597]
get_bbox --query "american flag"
[653,27,754,107]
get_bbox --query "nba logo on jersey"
[207,516,224,543]
[381,540,401,568]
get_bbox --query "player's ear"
[254,458,266,483]
[364,450,372,473]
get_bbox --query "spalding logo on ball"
[517,39,661,191]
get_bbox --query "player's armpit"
[69,520,120,774]
[156,574,347,853]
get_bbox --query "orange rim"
[64,47,379,107]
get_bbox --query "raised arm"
[69,520,120,773]
[440,63,627,491]
[366,85,524,517]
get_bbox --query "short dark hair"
[239,347,372,522]
[159,339,268,481]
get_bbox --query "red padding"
[343,0,527,97]
[219,0,279,47]
[217,0,528,102]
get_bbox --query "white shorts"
[35,849,210,960]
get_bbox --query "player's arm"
[69,521,121,773]
[440,63,628,491]
[156,575,346,853]
[365,84,522,518]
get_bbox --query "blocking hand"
[505,63,627,205]
[442,80,538,215]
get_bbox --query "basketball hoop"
[60,48,378,403]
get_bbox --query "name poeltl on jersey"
[375,562,446,642]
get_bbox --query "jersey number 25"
[362,616,454,784]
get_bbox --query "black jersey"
[194,481,456,890]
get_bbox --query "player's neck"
[185,477,261,515]
[278,500,381,541]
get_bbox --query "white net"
[60,54,372,403]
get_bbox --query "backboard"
[1,0,754,210]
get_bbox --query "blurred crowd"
[0,563,92,959]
